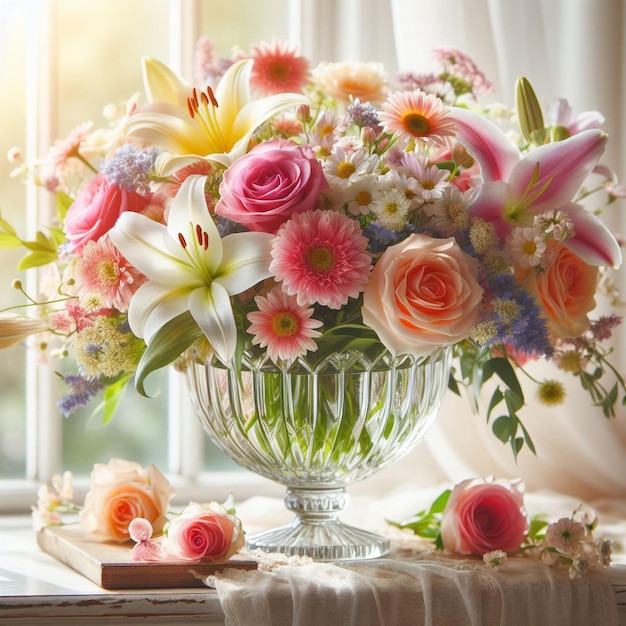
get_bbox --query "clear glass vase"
[185,346,452,560]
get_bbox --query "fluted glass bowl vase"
[185,345,452,560]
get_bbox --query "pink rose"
[516,241,598,340]
[78,458,174,543]
[440,477,529,555]
[215,139,328,233]
[161,502,245,563]
[361,233,484,357]
[64,173,151,250]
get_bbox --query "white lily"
[125,58,307,174]
[108,175,274,362]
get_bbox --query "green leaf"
[518,420,537,455]
[483,357,524,402]
[448,372,461,396]
[90,375,131,425]
[16,250,59,270]
[526,516,549,541]
[386,489,450,544]
[0,211,17,236]
[135,311,204,397]
[427,488,451,514]
[486,388,504,422]
[56,191,73,222]
[492,415,515,443]
[0,232,22,248]
[504,388,524,413]
[436,160,457,173]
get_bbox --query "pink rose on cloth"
[160,501,245,563]
[64,173,151,250]
[215,138,328,233]
[361,233,484,357]
[78,458,174,543]
[440,477,529,555]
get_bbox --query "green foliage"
[0,208,65,270]
[387,489,451,549]
[135,311,203,397]
[574,349,626,418]
[454,343,535,460]
[89,374,131,426]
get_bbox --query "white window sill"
[2,506,626,626]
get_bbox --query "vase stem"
[284,486,348,522]
[245,485,390,560]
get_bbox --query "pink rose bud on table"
[161,501,245,563]
[440,477,529,555]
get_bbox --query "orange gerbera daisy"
[248,40,310,95]
[378,90,456,145]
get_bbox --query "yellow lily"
[125,58,307,174]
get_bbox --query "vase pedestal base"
[246,519,390,561]
[245,486,390,561]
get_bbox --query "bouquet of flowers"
[2,38,624,456]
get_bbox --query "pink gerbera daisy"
[270,210,372,309]
[378,90,456,145]
[248,40,310,95]
[72,235,145,312]
[47,121,93,173]
[247,288,323,363]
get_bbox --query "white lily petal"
[125,111,208,155]
[232,93,308,143]
[218,232,274,294]
[189,283,237,362]
[128,282,191,342]
[142,57,190,106]
[154,152,211,177]
[166,175,224,277]
[109,212,198,284]
[215,60,253,131]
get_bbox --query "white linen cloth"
[207,493,621,626]
[209,541,618,626]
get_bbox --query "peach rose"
[79,458,174,542]
[516,241,599,339]
[161,501,245,563]
[311,61,388,103]
[362,233,484,357]
[440,477,529,555]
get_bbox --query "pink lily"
[449,107,622,268]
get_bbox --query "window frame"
[1,0,397,513]
[0,0,296,511]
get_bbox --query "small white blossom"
[507,227,547,267]
[483,550,508,570]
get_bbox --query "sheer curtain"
[371,0,626,503]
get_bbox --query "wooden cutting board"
[37,525,258,590]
